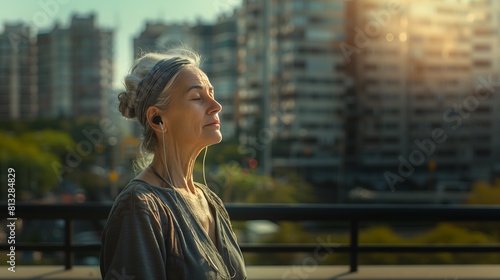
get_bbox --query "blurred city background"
[1,0,500,269]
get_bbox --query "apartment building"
[237,0,347,184]
[134,22,198,59]
[345,0,500,191]
[0,24,37,120]
[209,13,238,139]
[469,0,500,179]
[37,14,113,119]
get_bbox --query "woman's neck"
[150,144,201,194]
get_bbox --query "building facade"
[469,0,500,180]
[0,24,37,120]
[37,14,113,119]
[134,22,196,59]
[209,13,238,139]
[237,0,347,184]
[345,0,500,192]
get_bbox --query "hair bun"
[118,90,137,119]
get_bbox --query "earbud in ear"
[152,116,162,125]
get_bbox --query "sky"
[0,0,241,88]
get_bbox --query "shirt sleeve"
[100,201,168,279]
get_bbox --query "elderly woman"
[100,50,247,279]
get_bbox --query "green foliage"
[205,139,244,166]
[348,223,498,265]
[415,223,495,244]
[467,180,500,205]
[19,130,75,157]
[0,118,112,199]
[465,181,500,239]
[0,117,102,144]
[0,131,65,196]
[0,118,71,135]
[205,163,315,203]
[244,222,500,265]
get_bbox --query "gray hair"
[118,49,201,158]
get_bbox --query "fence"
[1,203,499,272]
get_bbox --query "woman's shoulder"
[114,179,154,202]
[108,179,172,217]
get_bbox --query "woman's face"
[162,65,222,150]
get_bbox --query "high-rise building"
[469,0,500,179]
[133,22,170,59]
[345,0,500,192]
[237,0,347,184]
[0,24,37,120]
[37,23,71,118]
[133,22,198,60]
[37,14,113,119]
[128,0,500,197]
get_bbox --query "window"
[474,60,491,68]
[292,16,306,26]
[307,59,332,72]
[306,29,334,41]
[474,44,491,52]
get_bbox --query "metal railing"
[1,203,499,272]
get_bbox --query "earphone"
[152,115,162,124]
[152,115,165,132]
[153,115,162,125]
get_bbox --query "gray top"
[100,179,247,279]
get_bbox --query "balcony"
[1,204,499,279]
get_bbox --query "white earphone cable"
[202,146,208,188]
[159,123,235,277]
[160,122,178,202]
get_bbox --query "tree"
[0,118,115,201]
[20,130,75,158]
[0,132,64,197]
[198,162,315,203]
[204,138,244,166]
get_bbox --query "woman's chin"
[204,133,223,146]
[212,133,223,144]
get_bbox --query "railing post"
[350,220,358,272]
[64,218,74,270]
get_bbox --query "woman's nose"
[208,98,222,114]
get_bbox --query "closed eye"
[191,93,202,101]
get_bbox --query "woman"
[100,49,247,279]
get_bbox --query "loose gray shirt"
[100,179,247,279]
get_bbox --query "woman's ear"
[146,106,165,133]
